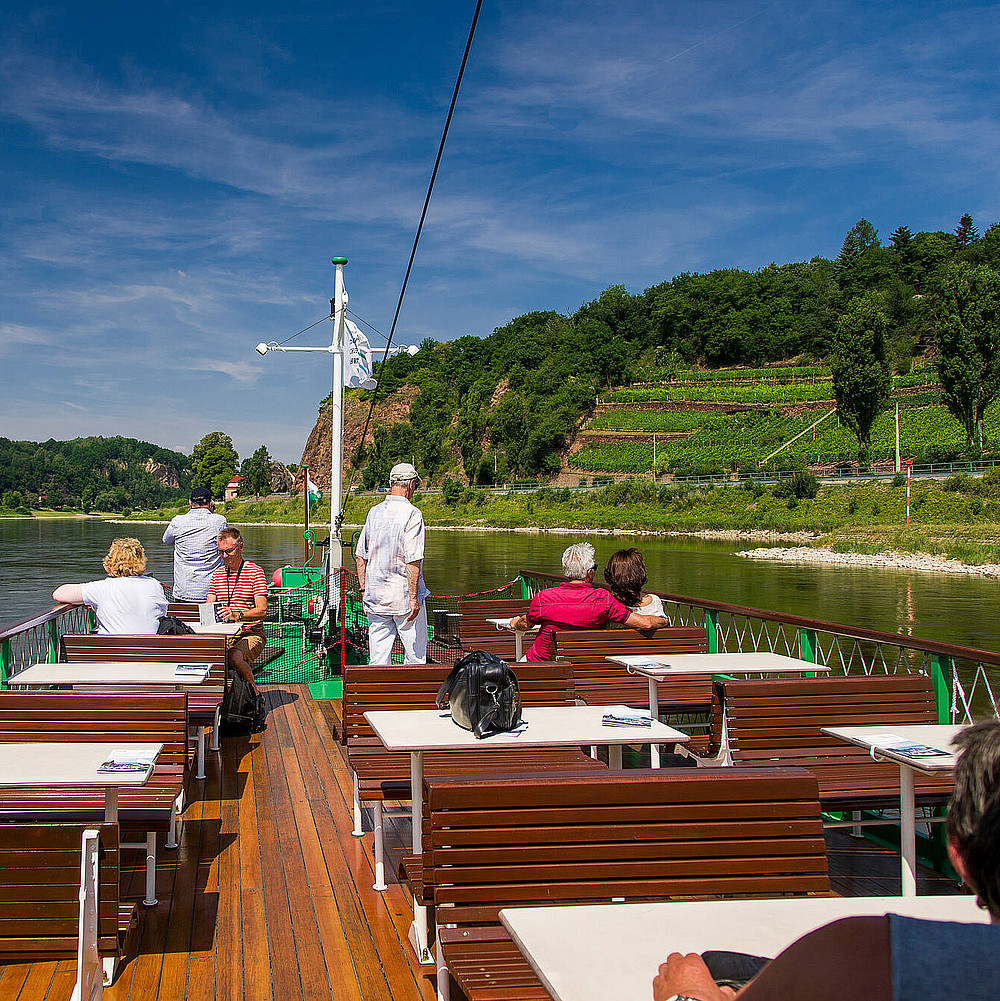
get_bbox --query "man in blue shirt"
[162,487,228,601]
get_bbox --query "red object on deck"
[272,568,282,587]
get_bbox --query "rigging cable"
[337,0,485,527]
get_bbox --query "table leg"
[609,745,623,770]
[514,630,523,661]
[408,750,433,963]
[104,787,118,824]
[900,765,917,896]
[647,677,660,768]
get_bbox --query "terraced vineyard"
[571,365,995,474]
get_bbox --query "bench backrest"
[424,767,829,927]
[0,691,190,769]
[165,602,200,621]
[553,628,710,710]
[343,661,576,745]
[456,598,529,644]
[718,675,940,766]
[62,633,228,686]
[0,822,120,957]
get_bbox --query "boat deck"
[0,684,961,1000]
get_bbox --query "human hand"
[652,953,736,1001]
[219,605,239,622]
[407,599,421,622]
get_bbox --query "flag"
[343,318,377,390]
[307,475,322,509]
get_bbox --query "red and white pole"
[905,459,912,526]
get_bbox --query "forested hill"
[0,436,190,512]
[342,217,1000,486]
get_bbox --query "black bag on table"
[219,672,267,736]
[157,615,195,635]
[435,650,522,739]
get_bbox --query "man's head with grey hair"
[561,542,596,580]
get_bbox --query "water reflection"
[1,519,998,656]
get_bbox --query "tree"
[239,445,272,497]
[933,263,1000,451]
[830,291,893,459]
[2,489,23,510]
[954,213,979,249]
[192,431,239,503]
[833,219,880,285]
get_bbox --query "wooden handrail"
[0,602,73,642]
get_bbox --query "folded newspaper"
[98,747,158,773]
[602,707,653,727]
[867,733,950,759]
[175,663,209,675]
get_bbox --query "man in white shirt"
[355,462,429,664]
[162,486,228,601]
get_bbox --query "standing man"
[206,528,268,692]
[162,487,228,601]
[355,462,429,664]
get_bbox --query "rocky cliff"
[293,386,420,493]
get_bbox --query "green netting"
[258,572,332,684]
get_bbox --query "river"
[1,517,998,659]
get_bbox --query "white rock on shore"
[739,546,1000,578]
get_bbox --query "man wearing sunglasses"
[206,528,268,691]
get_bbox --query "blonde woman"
[53,537,167,634]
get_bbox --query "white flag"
[343,318,377,390]
[307,475,322,508]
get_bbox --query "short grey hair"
[562,542,596,580]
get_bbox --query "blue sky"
[2,0,999,463]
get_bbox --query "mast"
[329,257,348,571]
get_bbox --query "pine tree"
[831,291,893,459]
[954,213,979,248]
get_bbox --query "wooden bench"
[0,821,136,993]
[344,662,607,889]
[61,632,228,779]
[552,627,711,754]
[0,690,190,908]
[455,598,529,659]
[425,767,830,1001]
[165,601,200,622]
[716,675,954,813]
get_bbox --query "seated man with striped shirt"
[206,527,268,693]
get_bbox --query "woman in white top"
[53,537,167,634]
[603,547,669,621]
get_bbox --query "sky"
[2,0,999,464]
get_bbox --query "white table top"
[189,621,242,635]
[364,705,689,752]
[486,617,539,633]
[608,651,830,676]
[823,724,964,772]
[500,895,989,1001]
[17,662,210,685]
[0,742,163,788]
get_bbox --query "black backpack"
[436,651,522,739]
[219,672,267,736]
[157,616,195,635]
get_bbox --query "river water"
[2,518,998,660]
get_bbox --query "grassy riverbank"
[122,473,1000,567]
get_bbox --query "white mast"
[255,256,350,576]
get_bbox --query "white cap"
[389,462,422,485]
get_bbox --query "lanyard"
[224,561,244,607]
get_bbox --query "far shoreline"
[107,517,1000,577]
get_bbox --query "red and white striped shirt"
[208,560,267,635]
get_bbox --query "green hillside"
[350,216,1000,485]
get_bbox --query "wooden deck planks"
[0,684,961,1001]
